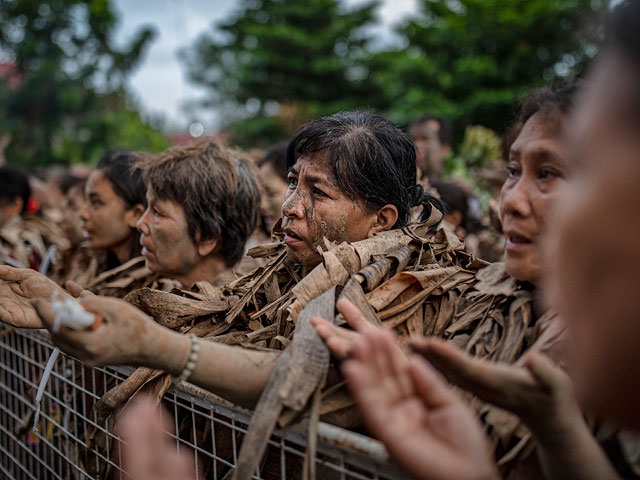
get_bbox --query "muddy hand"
[0,265,67,328]
[410,337,580,437]
[32,295,160,367]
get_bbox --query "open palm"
[0,266,65,328]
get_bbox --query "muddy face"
[136,192,199,278]
[281,155,379,268]
[500,111,569,284]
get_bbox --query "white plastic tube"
[33,296,96,432]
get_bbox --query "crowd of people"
[1,1,640,479]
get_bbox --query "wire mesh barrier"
[0,325,405,479]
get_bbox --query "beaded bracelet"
[177,334,200,382]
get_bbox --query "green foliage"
[184,0,606,149]
[0,0,167,167]
[367,0,606,137]
[184,0,380,147]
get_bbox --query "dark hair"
[97,150,147,209]
[408,115,452,147]
[258,142,288,180]
[287,111,441,229]
[137,140,261,267]
[517,83,579,126]
[59,174,85,195]
[431,181,469,227]
[0,165,30,213]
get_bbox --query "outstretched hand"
[32,294,162,367]
[411,338,620,480]
[0,265,67,328]
[409,338,578,438]
[343,316,498,480]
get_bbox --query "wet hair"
[137,140,261,267]
[97,150,147,208]
[431,181,468,227]
[287,111,442,229]
[258,142,288,180]
[408,115,452,147]
[607,1,640,125]
[0,165,30,213]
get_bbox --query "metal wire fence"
[0,325,405,479]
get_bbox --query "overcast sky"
[112,0,419,133]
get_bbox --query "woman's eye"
[539,168,561,180]
[287,176,297,188]
[313,187,327,197]
[506,163,519,177]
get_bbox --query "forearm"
[531,415,619,480]
[138,326,280,408]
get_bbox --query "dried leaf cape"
[80,216,572,479]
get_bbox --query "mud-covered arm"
[32,295,279,408]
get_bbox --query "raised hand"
[311,298,372,360]
[411,338,619,480]
[0,265,67,328]
[343,323,498,480]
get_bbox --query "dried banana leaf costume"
[80,215,580,479]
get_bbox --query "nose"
[78,199,90,224]
[136,207,151,235]
[281,189,305,219]
[501,177,533,219]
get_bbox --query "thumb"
[0,265,29,282]
[524,352,569,392]
[31,298,57,331]
[65,280,92,299]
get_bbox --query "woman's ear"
[366,204,399,237]
[124,204,145,228]
[196,236,218,257]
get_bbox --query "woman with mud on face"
[21,111,444,405]
[281,111,441,269]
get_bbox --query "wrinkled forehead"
[288,153,339,185]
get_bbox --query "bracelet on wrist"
[176,334,200,382]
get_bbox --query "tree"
[183,0,380,147]
[0,0,168,167]
[366,0,607,137]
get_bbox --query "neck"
[173,255,227,289]
[109,235,137,266]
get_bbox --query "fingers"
[31,298,57,331]
[312,316,357,360]
[336,299,368,332]
[65,280,90,299]
[408,356,460,408]
[524,352,570,392]
[0,265,29,282]
[411,337,534,408]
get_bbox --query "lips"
[283,227,305,246]
[83,230,93,239]
[504,229,535,250]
